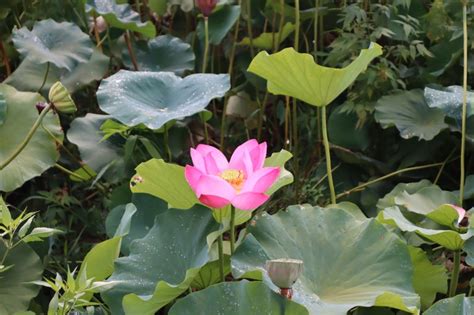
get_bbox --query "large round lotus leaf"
[328,106,370,150]
[105,193,168,255]
[374,89,447,141]
[378,206,473,250]
[12,19,93,71]
[67,113,122,172]
[424,86,474,121]
[102,206,220,315]
[248,43,382,107]
[231,206,420,315]
[85,0,155,38]
[0,84,63,192]
[96,70,230,129]
[5,49,109,94]
[122,35,195,74]
[169,281,309,315]
[0,241,43,314]
[423,295,474,315]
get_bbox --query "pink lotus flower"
[185,139,280,210]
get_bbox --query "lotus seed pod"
[265,258,303,289]
[48,81,76,114]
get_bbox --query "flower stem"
[336,161,446,200]
[230,206,236,254]
[124,31,139,71]
[37,62,50,93]
[202,16,210,73]
[217,233,225,282]
[449,250,461,297]
[321,106,336,204]
[219,1,241,150]
[245,0,255,57]
[164,123,172,161]
[0,103,52,170]
[459,1,468,206]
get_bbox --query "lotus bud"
[265,258,303,299]
[196,0,218,17]
[48,82,76,114]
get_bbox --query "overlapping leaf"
[232,206,420,315]
[85,0,156,38]
[122,35,195,74]
[0,84,63,192]
[248,43,382,106]
[96,70,230,129]
[102,206,220,315]
[12,19,93,70]
[375,90,447,141]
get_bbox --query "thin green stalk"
[321,106,336,204]
[38,62,50,93]
[257,92,269,140]
[219,3,241,149]
[459,1,468,206]
[245,0,255,57]
[54,163,88,181]
[164,124,172,161]
[336,162,446,200]
[275,0,285,52]
[230,206,236,254]
[202,17,210,73]
[0,104,52,170]
[124,31,139,71]
[294,0,300,50]
[449,250,461,297]
[217,234,225,282]
[434,148,456,184]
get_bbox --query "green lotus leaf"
[12,19,93,71]
[264,149,294,195]
[130,159,199,209]
[190,256,231,290]
[96,70,230,129]
[463,175,474,199]
[247,43,382,107]
[122,35,194,74]
[375,89,448,141]
[378,206,473,250]
[393,186,459,216]
[0,92,5,126]
[328,106,370,150]
[239,22,295,50]
[85,0,156,38]
[67,113,122,172]
[169,281,309,314]
[0,241,43,314]
[409,247,447,310]
[106,194,168,254]
[102,206,220,315]
[5,49,109,94]
[197,5,241,45]
[0,84,63,192]
[424,86,474,121]
[464,236,474,266]
[232,206,420,315]
[423,295,474,315]
[377,180,434,210]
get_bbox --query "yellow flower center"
[219,169,245,191]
